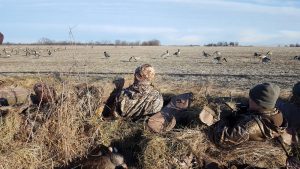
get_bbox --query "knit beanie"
[249,83,280,109]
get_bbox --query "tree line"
[3,37,299,47]
[35,38,161,46]
[204,42,239,47]
[288,43,300,47]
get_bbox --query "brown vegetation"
[0,75,292,169]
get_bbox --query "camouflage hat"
[134,64,155,83]
[249,83,280,109]
[292,82,300,97]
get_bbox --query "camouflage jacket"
[116,82,163,120]
[213,109,287,148]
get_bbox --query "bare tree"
[38,37,54,45]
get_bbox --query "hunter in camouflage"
[201,83,287,147]
[115,64,163,120]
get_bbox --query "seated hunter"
[201,83,287,147]
[112,64,163,120]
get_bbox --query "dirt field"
[0,45,299,92]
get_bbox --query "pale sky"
[1,0,300,45]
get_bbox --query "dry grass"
[0,77,102,168]
[0,110,22,152]
[139,127,286,169]
[0,75,293,169]
[140,132,196,169]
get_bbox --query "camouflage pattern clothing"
[115,64,163,120]
[213,108,287,148]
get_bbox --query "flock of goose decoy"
[104,49,181,62]
[0,46,299,64]
[103,48,300,64]
[0,47,66,58]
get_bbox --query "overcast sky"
[1,0,300,45]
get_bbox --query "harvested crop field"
[0,45,299,169]
[0,45,300,90]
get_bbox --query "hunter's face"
[249,98,261,111]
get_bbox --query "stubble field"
[0,45,300,169]
[0,45,299,92]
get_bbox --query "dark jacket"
[213,109,287,148]
[276,100,300,131]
